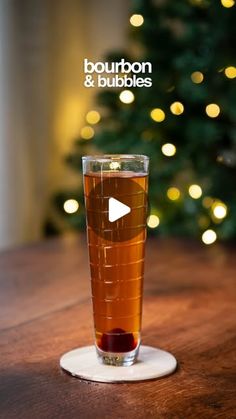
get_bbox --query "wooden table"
[0,235,235,418]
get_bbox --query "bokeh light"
[147,214,160,228]
[167,187,180,201]
[119,90,135,104]
[170,102,184,115]
[150,108,165,122]
[205,103,220,118]
[212,202,227,219]
[130,14,144,27]
[188,184,202,199]
[86,110,101,125]
[191,71,204,84]
[63,199,79,214]
[221,0,235,7]
[161,143,176,157]
[202,229,217,245]
[80,126,94,139]
[224,66,236,79]
[202,196,214,208]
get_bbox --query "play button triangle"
[108,197,131,223]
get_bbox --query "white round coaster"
[60,345,177,383]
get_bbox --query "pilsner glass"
[82,155,149,366]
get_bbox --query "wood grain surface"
[0,234,235,419]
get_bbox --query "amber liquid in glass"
[84,172,148,354]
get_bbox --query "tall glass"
[82,155,149,366]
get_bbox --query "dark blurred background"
[0,0,235,250]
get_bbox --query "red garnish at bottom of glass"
[99,328,137,353]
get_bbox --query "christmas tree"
[53,0,236,244]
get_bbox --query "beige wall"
[0,0,129,250]
[49,0,130,191]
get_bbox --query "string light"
[80,126,94,139]
[221,0,235,8]
[147,214,160,228]
[224,66,236,79]
[130,14,144,27]
[161,143,176,157]
[167,187,180,201]
[205,103,220,118]
[170,102,184,115]
[191,71,204,84]
[119,90,135,104]
[150,108,165,122]
[63,199,79,214]
[188,184,202,199]
[202,229,217,245]
[212,202,227,219]
[86,110,101,125]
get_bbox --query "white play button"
[108,197,131,222]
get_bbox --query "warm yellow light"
[109,161,121,170]
[167,187,180,201]
[224,66,236,79]
[63,199,79,214]
[170,101,184,115]
[119,90,135,104]
[191,71,204,84]
[221,0,235,7]
[147,214,160,228]
[86,110,101,125]
[130,14,144,27]
[212,202,227,219]
[202,196,214,208]
[150,108,165,122]
[188,184,202,199]
[205,103,220,118]
[80,126,94,140]
[161,143,176,157]
[202,229,217,245]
